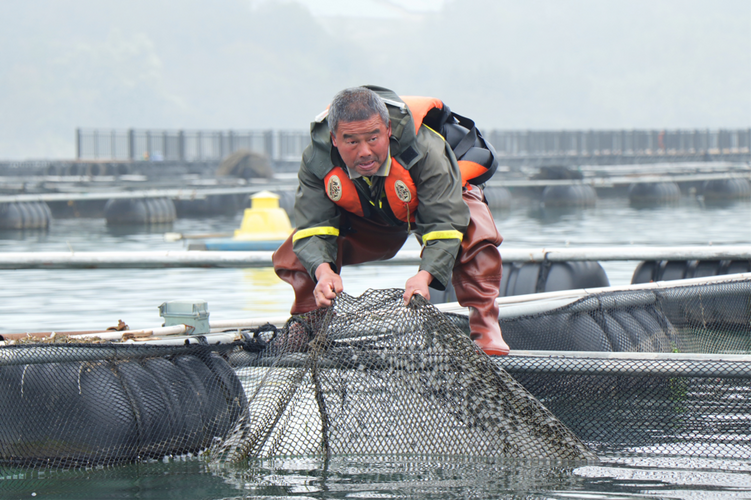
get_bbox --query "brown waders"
[272,187,508,355]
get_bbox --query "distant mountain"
[0,0,748,159]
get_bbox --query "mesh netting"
[498,276,751,354]
[488,275,751,458]
[498,353,751,458]
[0,344,246,470]
[1,276,750,473]
[215,290,593,463]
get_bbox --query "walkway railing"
[75,129,304,163]
[76,128,751,163]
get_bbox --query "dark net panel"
[500,278,751,354]
[0,344,246,471]
[656,279,751,353]
[497,354,751,458]
[214,289,594,463]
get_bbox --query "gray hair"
[328,87,390,134]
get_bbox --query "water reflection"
[2,455,750,499]
[105,222,175,238]
[0,199,747,333]
[525,205,593,224]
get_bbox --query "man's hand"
[314,263,343,307]
[403,270,433,305]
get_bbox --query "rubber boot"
[452,188,509,356]
[453,258,509,356]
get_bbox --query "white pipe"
[497,245,751,262]
[427,271,751,317]
[0,251,275,269]
[210,316,291,330]
[3,272,747,344]
[75,324,190,340]
[0,170,748,203]
[0,245,748,269]
[204,272,751,328]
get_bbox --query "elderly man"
[272,85,508,355]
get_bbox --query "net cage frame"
[488,271,751,458]
[0,272,749,473]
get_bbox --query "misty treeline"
[0,0,749,158]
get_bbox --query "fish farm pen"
[0,272,750,472]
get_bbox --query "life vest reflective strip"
[292,226,340,242]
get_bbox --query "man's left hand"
[403,270,433,305]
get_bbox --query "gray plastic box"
[158,300,210,334]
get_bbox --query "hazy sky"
[1,0,749,159]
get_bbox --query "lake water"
[0,195,749,498]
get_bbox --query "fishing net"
[488,274,751,458]
[0,291,593,474]
[0,344,246,470]
[2,275,750,473]
[498,274,751,354]
[215,290,594,463]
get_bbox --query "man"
[272,85,509,355]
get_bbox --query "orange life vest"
[322,95,497,223]
[323,158,419,223]
[399,96,496,187]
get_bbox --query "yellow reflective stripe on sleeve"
[292,226,340,242]
[422,230,463,244]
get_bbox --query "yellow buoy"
[233,191,293,241]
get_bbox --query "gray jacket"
[292,86,469,290]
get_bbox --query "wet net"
[0,291,593,474]
[1,275,750,473]
[215,290,593,463]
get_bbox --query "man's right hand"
[313,263,343,307]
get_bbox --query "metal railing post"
[128,129,135,161]
[178,130,185,162]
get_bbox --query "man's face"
[331,114,391,177]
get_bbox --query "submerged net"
[215,290,594,462]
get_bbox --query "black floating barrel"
[501,293,679,353]
[430,260,610,304]
[628,182,681,206]
[0,202,52,230]
[0,351,246,468]
[104,197,177,225]
[482,186,512,210]
[700,178,751,200]
[500,261,610,296]
[632,259,751,332]
[541,185,597,208]
[631,259,751,284]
